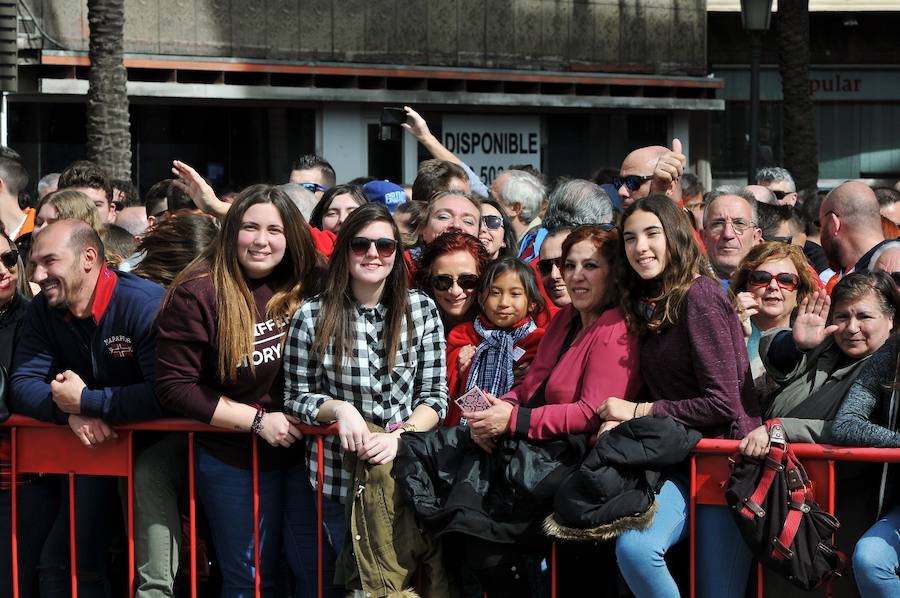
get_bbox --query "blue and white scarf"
[465,316,537,398]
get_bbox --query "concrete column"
[321,104,366,183]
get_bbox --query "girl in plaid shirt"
[284,203,449,596]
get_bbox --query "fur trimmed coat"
[544,416,701,541]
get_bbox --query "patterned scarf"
[465,315,537,397]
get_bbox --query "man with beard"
[11,219,167,597]
[819,182,887,291]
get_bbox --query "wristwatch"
[400,422,417,434]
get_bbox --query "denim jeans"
[38,475,121,598]
[195,446,344,598]
[0,476,58,598]
[853,504,900,598]
[615,475,753,598]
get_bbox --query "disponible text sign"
[442,115,541,184]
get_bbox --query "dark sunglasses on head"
[747,270,800,291]
[0,249,18,269]
[537,257,562,277]
[300,182,328,194]
[763,235,793,245]
[430,273,479,292]
[349,236,397,257]
[771,190,793,200]
[612,174,653,192]
[481,215,503,230]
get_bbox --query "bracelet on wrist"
[251,407,266,435]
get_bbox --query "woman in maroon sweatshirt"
[601,195,760,598]
[155,185,338,597]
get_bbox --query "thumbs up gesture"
[650,138,686,195]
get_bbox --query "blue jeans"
[853,504,900,597]
[195,446,344,598]
[615,476,753,598]
[0,476,58,598]
[38,475,120,598]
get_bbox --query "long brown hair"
[618,195,713,334]
[311,202,410,376]
[134,211,219,287]
[164,185,321,382]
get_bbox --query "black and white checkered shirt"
[283,290,447,501]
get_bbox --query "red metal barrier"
[1,415,337,598]
[5,417,900,598]
[690,439,900,598]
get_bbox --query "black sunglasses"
[763,235,793,245]
[747,270,800,291]
[771,190,794,200]
[0,249,18,269]
[300,182,328,194]
[349,236,397,258]
[612,174,653,192]
[537,257,562,277]
[481,215,503,230]
[430,274,479,292]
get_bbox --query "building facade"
[11,0,720,194]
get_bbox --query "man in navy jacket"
[11,218,165,596]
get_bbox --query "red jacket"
[445,316,545,426]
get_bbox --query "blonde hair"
[38,189,107,240]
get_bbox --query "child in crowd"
[445,257,546,426]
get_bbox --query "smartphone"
[380,107,409,127]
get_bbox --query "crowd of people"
[0,105,900,598]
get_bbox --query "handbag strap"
[738,419,787,520]
[525,315,580,409]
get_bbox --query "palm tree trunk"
[777,0,817,192]
[86,0,131,180]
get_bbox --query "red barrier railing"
[5,417,900,598]
[690,439,900,598]
[1,415,337,598]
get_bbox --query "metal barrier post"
[10,427,18,598]
[252,434,261,598]
[68,471,77,598]
[188,432,197,598]
[316,436,325,598]
[689,454,697,598]
[127,431,135,597]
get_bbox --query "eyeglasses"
[771,190,794,201]
[300,182,328,194]
[0,249,18,269]
[537,257,562,277]
[764,235,793,245]
[814,210,839,228]
[706,217,757,235]
[430,274,479,292]
[612,175,654,192]
[481,215,503,230]
[349,236,397,257]
[747,270,800,291]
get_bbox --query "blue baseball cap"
[362,180,407,214]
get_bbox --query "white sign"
[442,115,541,184]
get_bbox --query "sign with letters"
[442,115,541,184]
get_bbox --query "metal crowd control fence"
[691,439,900,598]
[1,415,336,598]
[3,417,900,598]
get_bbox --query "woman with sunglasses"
[478,197,516,261]
[610,195,758,598]
[284,202,449,596]
[0,231,53,598]
[730,243,819,394]
[414,231,491,336]
[308,184,368,235]
[155,185,336,597]
[740,271,898,457]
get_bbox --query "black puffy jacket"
[544,416,701,541]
